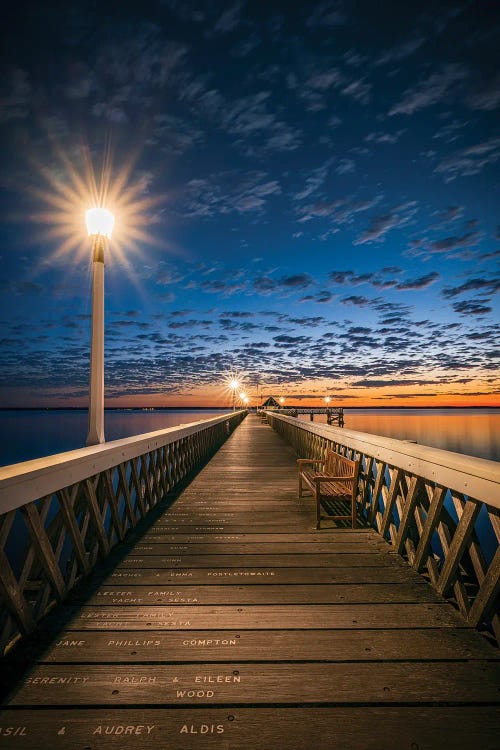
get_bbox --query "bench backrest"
[325,449,358,478]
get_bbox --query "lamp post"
[229,378,239,411]
[85,207,114,446]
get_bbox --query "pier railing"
[0,411,246,655]
[266,412,500,645]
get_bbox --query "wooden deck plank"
[106,567,423,584]
[116,553,402,568]
[66,602,467,629]
[1,414,498,749]
[8,662,500,706]
[142,531,379,543]
[84,582,440,605]
[41,627,499,663]
[0,707,498,750]
[132,541,388,553]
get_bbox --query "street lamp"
[324,396,331,407]
[279,396,285,408]
[229,378,240,411]
[85,207,114,446]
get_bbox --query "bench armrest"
[297,458,322,466]
[314,475,354,482]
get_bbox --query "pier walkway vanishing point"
[0,413,499,748]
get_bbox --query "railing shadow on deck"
[265,411,500,647]
[0,411,247,656]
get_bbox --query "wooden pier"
[0,414,499,748]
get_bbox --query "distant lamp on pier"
[85,207,114,446]
[279,396,285,407]
[324,396,331,407]
[229,378,240,411]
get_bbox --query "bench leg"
[316,492,321,529]
[298,473,303,498]
[351,496,356,529]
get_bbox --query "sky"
[0,0,498,408]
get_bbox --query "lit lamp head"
[85,208,114,262]
[324,396,331,405]
[229,378,240,391]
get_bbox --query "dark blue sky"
[0,0,498,407]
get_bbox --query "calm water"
[302,409,500,462]
[0,409,229,467]
[0,408,499,467]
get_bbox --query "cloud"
[434,206,464,224]
[300,291,334,304]
[281,274,314,289]
[182,86,299,153]
[335,158,355,175]
[395,272,440,290]
[212,1,244,35]
[0,67,32,122]
[297,195,382,225]
[148,113,204,154]
[374,35,425,66]
[365,130,405,144]
[341,78,371,105]
[341,295,371,307]
[253,274,314,295]
[434,138,500,181]
[306,2,347,29]
[428,231,481,254]
[183,171,281,217]
[293,162,333,201]
[452,300,492,316]
[442,278,500,299]
[465,74,500,111]
[389,64,468,115]
[353,202,418,245]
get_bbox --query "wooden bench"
[297,449,360,529]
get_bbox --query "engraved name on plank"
[207,570,275,577]
[24,676,89,685]
[180,724,225,735]
[79,612,192,627]
[0,727,28,737]
[174,672,241,699]
[111,571,195,578]
[92,725,156,736]
[95,591,200,604]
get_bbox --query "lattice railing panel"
[0,412,245,655]
[267,412,500,646]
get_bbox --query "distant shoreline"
[0,406,498,411]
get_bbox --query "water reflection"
[299,409,500,462]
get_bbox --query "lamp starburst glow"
[85,207,115,238]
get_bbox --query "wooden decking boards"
[0,415,499,749]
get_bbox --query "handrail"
[266,415,500,507]
[0,413,246,514]
[0,411,246,655]
[265,411,500,646]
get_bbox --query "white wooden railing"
[0,411,246,655]
[265,412,500,645]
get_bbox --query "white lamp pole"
[229,379,239,411]
[85,208,114,446]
